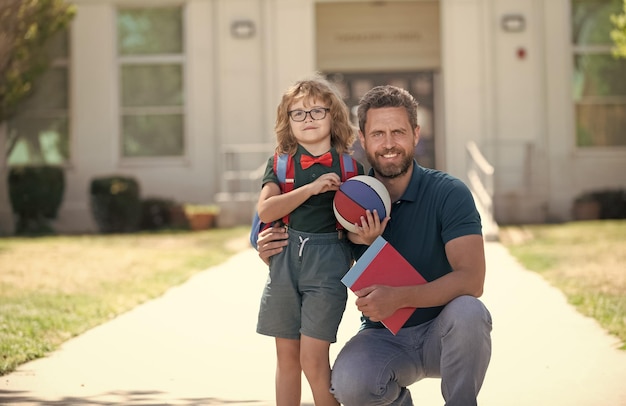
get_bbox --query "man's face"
[359,107,419,179]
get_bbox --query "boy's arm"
[256,173,342,224]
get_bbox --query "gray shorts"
[256,229,352,343]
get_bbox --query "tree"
[611,0,626,59]
[0,0,76,124]
[0,0,75,235]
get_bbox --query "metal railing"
[466,141,499,241]
[214,143,274,226]
[220,143,274,196]
[217,141,500,237]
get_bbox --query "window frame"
[115,3,188,165]
[571,0,626,149]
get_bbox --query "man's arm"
[256,225,289,265]
[354,234,485,322]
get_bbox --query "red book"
[341,236,427,335]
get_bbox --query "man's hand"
[353,234,487,319]
[257,224,289,265]
[354,285,404,322]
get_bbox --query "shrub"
[90,176,141,233]
[7,166,65,234]
[573,189,626,220]
[140,198,184,230]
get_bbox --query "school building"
[0,0,624,234]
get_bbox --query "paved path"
[2,240,625,405]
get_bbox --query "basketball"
[333,175,391,233]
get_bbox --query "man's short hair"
[357,85,419,132]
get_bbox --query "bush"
[8,166,65,234]
[140,198,190,231]
[90,176,141,233]
[573,189,626,220]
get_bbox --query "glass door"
[326,71,436,170]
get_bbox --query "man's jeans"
[330,295,492,406]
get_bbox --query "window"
[7,32,70,165]
[572,0,626,147]
[117,6,185,158]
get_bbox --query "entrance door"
[326,72,436,170]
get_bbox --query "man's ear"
[358,130,365,148]
[414,125,420,147]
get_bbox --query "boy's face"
[288,97,332,153]
[359,106,419,178]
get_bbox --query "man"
[257,85,492,406]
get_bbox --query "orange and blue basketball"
[333,175,391,233]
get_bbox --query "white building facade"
[1,0,625,234]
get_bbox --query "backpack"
[249,152,359,249]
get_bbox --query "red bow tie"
[300,152,333,169]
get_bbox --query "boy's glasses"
[288,108,330,122]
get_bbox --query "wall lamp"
[231,20,256,39]
[501,14,525,33]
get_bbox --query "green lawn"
[0,227,249,375]
[1,221,624,376]
[500,220,626,349]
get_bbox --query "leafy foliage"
[0,0,76,124]
[90,176,142,233]
[8,165,65,234]
[612,0,626,58]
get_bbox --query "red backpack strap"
[275,152,355,230]
[336,153,359,231]
[273,152,295,225]
[339,153,358,181]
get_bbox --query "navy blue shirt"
[352,161,483,329]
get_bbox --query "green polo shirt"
[352,161,483,329]
[262,145,364,233]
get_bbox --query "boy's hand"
[347,209,389,246]
[308,173,341,195]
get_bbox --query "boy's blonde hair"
[275,75,355,155]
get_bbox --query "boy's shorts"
[256,229,352,343]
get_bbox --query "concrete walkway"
[1,239,625,405]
